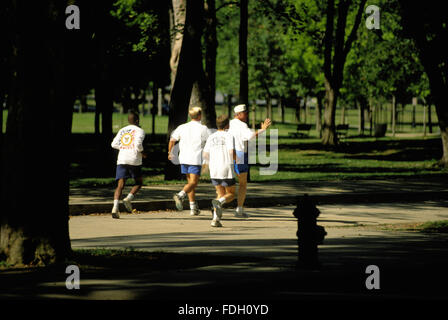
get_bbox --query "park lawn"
[5,110,446,186]
[249,135,445,182]
[70,133,447,188]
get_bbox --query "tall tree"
[239,0,249,110]
[165,0,211,180]
[1,0,76,265]
[321,0,366,145]
[398,0,448,167]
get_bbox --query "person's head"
[216,114,229,130]
[234,104,248,122]
[189,106,202,121]
[128,110,140,126]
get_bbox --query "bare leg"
[224,185,236,203]
[114,179,126,200]
[184,173,199,202]
[236,172,248,207]
[215,185,226,199]
[130,177,143,196]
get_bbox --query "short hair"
[216,114,229,129]
[189,107,202,120]
[128,110,140,124]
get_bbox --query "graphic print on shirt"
[120,129,135,150]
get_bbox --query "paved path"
[69,178,448,214]
[2,179,447,303]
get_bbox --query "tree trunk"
[95,104,101,135]
[423,105,427,137]
[321,0,366,146]
[187,0,216,129]
[1,0,72,266]
[358,96,367,135]
[278,97,284,123]
[316,94,323,137]
[322,79,338,146]
[79,94,87,113]
[239,0,249,125]
[398,1,448,166]
[204,0,218,126]
[391,95,396,137]
[295,96,302,123]
[412,97,417,128]
[428,104,433,133]
[165,0,205,180]
[266,94,272,120]
[227,93,233,117]
[303,96,308,124]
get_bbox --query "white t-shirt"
[111,124,145,166]
[203,131,235,179]
[171,120,210,165]
[228,118,255,153]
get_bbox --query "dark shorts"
[234,152,249,174]
[211,178,236,187]
[116,164,142,181]
[181,164,201,175]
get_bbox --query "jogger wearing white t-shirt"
[110,111,146,219]
[228,104,271,218]
[203,115,236,227]
[168,107,210,215]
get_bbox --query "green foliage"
[216,1,240,96]
[418,220,448,233]
[343,0,429,104]
[110,0,163,55]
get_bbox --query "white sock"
[125,193,134,201]
[178,190,186,198]
[236,206,243,212]
[218,197,226,204]
[213,211,220,221]
[190,202,197,210]
[113,199,119,208]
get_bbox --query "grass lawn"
[3,109,446,187]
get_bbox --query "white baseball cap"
[234,104,247,113]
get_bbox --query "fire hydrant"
[293,194,327,269]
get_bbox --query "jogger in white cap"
[228,104,271,217]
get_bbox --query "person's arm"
[227,134,236,162]
[135,129,145,152]
[168,139,177,160]
[168,127,180,160]
[111,131,121,150]
[254,118,272,138]
[202,138,211,163]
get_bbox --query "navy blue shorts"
[181,164,201,175]
[234,152,249,174]
[211,178,236,187]
[115,164,142,181]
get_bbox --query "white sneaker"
[190,208,200,216]
[173,194,185,211]
[123,198,133,212]
[234,208,249,218]
[211,219,222,227]
[211,199,223,219]
[112,207,120,219]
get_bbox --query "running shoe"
[234,208,249,218]
[190,208,201,216]
[123,198,133,212]
[173,193,184,211]
[211,199,223,219]
[211,219,222,227]
[112,207,120,219]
